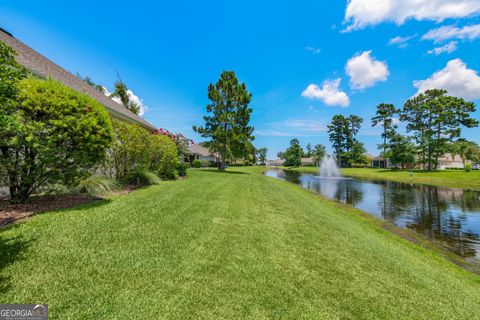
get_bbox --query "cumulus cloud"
[345,51,389,89]
[344,0,480,31]
[413,59,480,100]
[427,41,458,55]
[388,34,417,48]
[301,78,350,107]
[422,24,480,43]
[104,87,148,116]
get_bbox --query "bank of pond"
[265,168,480,266]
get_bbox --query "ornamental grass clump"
[123,169,161,186]
[75,176,120,196]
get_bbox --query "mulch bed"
[0,194,101,228]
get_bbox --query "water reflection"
[265,169,480,261]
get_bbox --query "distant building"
[301,157,316,166]
[267,159,285,166]
[371,156,389,168]
[187,144,218,163]
[438,153,468,170]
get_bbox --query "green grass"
[1,168,479,319]
[290,166,480,190]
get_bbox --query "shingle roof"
[0,29,156,131]
[188,144,216,157]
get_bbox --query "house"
[0,28,156,132]
[187,144,218,163]
[438,153,468,170]
[301,157,316,166]
[267,159,285,166]
[371,156,389,168]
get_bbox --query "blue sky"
[1,0,480,159]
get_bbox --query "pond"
[265,168,480,263]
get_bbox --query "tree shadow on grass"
[0,228,33,295]
[206,169,250,175]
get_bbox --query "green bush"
[176,162,189,177]
[102,121,179,181]
[150,134,178,179]
[192,159,202,168]
[0,76,113,203]
[75,176,120,196]
[123,169,161,186]
[465,163,472,172]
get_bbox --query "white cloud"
[301,78,350,107]
[103,87,148,116]
[345,51,389,89]
[388,34,417,48]
[283,119,326,132]
[344,0,480,31]
[427,41,458,55]
[305,46,321,54]
[413,59,480,100]
[422,24,480,43]
[257,119,328,137]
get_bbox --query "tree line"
[325,89,479,170]
[276,140,326,167]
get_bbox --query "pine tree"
[193,71,254,171]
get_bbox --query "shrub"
[123,169,161,186]
[0,77,113,203]
[102,121,179,181]
[465,163,472,172]
[149,134,178,179]
[176,162,189,177]
[192,159,202,168]
[76,176,120,196]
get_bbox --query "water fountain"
[319,155,341,178]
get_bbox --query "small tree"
[256,147,268,165]
[193,71,254,171]
[0,77,113,203]
[110,80,141,115]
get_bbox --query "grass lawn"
[290,166,480,190]
[1,168,479,319]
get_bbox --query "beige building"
[438,153,468,170]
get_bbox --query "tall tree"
[328,115,347,166]
[327,114,363,167]
[256,147,268,165]
[402,89,478,170]
[193,71,254,171]
[312,144,326,165]
[371,103,399,157]
[283,139,304,167]
[305,143,313,157]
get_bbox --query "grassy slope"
[1,168,479,319]
[291,166,480,190]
